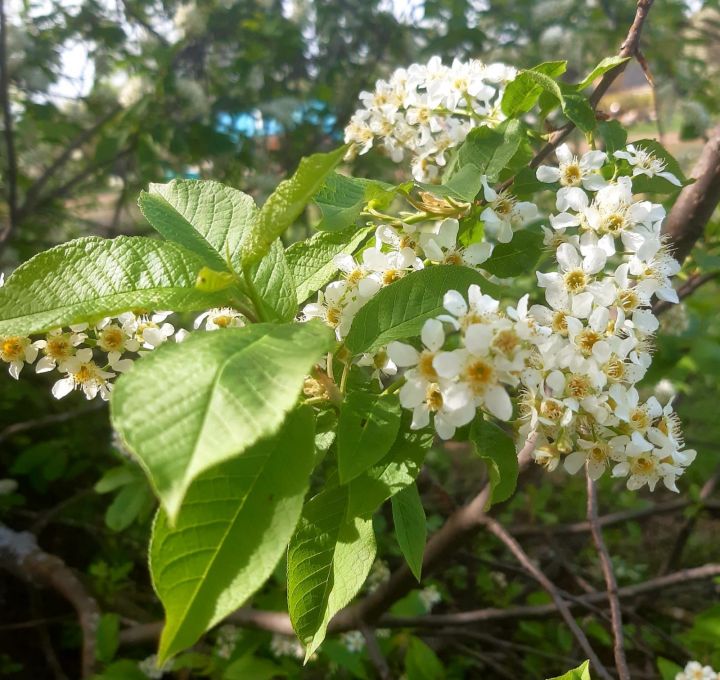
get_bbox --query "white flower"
[33,328,86,373]
[357,349,398,386]
[194,307,246,331]
[419,584,442,611]
[418,217,493,266]
[301,281,360,339]
[0,335,38,379]
[119,312,175,350]
[675,661,719,680]
[51,349,115,401]
[615,144,682,186]
[564,438,611,480]
[536,143,607,190]
[480,192,538,243]
[341,631,366,653]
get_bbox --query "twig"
[587,472,629,680]
[662,124,720,264]
[382,563,720,628]
[0,0,18,249]
[359,624,391,680]
[0,524,100,678]
[479,515,613,680]
[0,403,104,445]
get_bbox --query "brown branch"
[587,472,629,680]
[0,524,100,678]
[359,623,391,680]
[527,0,655,171]
[479,515,613,680]
[662,124,720,264]
[382,563,720,628]
[0,0,18,249]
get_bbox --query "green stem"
[381,377,405,396]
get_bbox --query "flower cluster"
[344,56,516,181]
[676,661,719,680]
[0,307,246,401]
[352,142,696,493]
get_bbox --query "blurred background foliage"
[1,1,720,678]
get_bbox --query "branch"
[587,472,629,680]
[662,124,720,264]
[479,515,613,680]
[359,623,391,680]
[0,524,100,678]
[0,0,18,249]
[527,0,655,171]
[383,563,720,628]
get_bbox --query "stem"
[339,360,350,394]
[587,471,630,680]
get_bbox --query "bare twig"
[0,403,104,445]
[587,472,629,680]
[0,525,100,678]
[359,624,391,680]
[479,515,613,680]
[662,124,720,264]
[0,0,18,249]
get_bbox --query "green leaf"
[104,481,153,532]
[241,146,348,266]
[482,229,544,278]
[95,613,120,663]
[349,426,433,517]
[0,236,236,337]
[151,409,315,663]
[391,483,426,581]
[510,167,548,200]
[337,390,402,483]
[575,56,630,90]
[470,416,518,508]
[286,226,372,304]
[405,637,445,680]
[313,173,394,232]
[111,321,334,519]
[345,266,500,355]
[139,179,257,271]
[502,66,596,132]
[94,465,138,494]
[547,660,591,680]
[287,485,376,660]
[224,655,285,680]
[656,657,684,680]
[455,119,526,182]
[597,120,628,155]
[248,239,297,322]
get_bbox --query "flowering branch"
[587,471,630,680]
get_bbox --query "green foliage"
[391,482,427,581]
[455,119,528,183]
[313,173,395,232]
[110,321,334,519]
[470,416,519,508]
[337,389,402,483]
[286,226,372,304]
[287,485,376,659]
[0,237,235,336]
[405,637,445,680]
[547,660,591,679]
[249,239,298,322]
[241,146,348,266]
[151,409,315,663]
[482,229,544,278]
[138,180,257,272]
[345,266,501,355]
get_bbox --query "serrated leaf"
[470,416,518,508]
[287,485,376,659]
[286,226,372,304]
[314,173,394,232]
[455,119,526,182]
[110,321,334,519]
[248,239,297,322]
[152,409,315,663]
[348,426,433,517]
[391,483,426,581]
[0,236,234,336]
[482,229,544,278]
[345,266,501,355]
[575,56,630,90]
[547,660,591,680]
[337,390,402,483]
[139,179,257,271]
[241,146,348,265]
